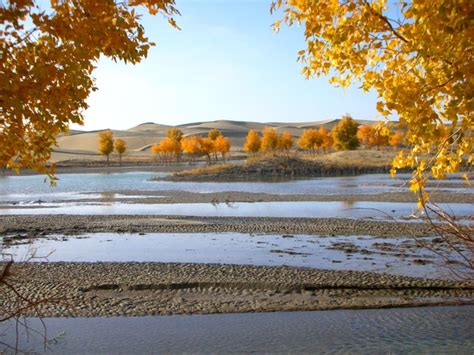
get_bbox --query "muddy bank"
[2,262,473,317]
[0,215,436,238]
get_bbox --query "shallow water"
[0,172,470,203]
[3,306,473,353]
[3,232,465,279]
[1,200,472,220]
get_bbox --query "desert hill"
[52,118,381,161]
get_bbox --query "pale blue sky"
[77,0,380,131]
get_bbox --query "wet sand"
[0,215,436,238]
[2,262,473,317]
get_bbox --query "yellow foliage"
[159,137,182,161]
[98,130,114,166]
[243,130,261,154]
[332,115,360,151]
[298,129,322,153]
[151,144,161,155]
[277,131,294,153]
[390,131,404,149]
[1,0,179,175]
[319,127,334,153]
[208,128,222,141]
[181,136,201,155]
[214,135,231,158]
[273,0,473,192]
[114,138,127,166]
[114,139,127,155]
[357,125,389,149]
[166,128,184,142]
[198,137,215,163]
[261,127,279,154]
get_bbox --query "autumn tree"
[208,128,222,141]
[181,136,201,163]
[390,131,405,150]
[150,144,162,164]
[277,131,294,156]
[159,137,182,163]
[332,115,360,151]
[272,0,472,193]
[198,137,215,164]
[1,0,179,177]
[166,128,184,142]
[319,127,333,154]
[98,130,114,167]
[298,129,322,155]
[261,128,279,156]
[357,126,373,148]
[214,135,231,161]
[208,129,223,160]
[114,139,127,166]
[243,130,261,156]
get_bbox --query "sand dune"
[55,118,380,157]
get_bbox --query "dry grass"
[307,149,396,168]
[173,163,238,177]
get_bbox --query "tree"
[198,137,214,164]
[298,129,322,155]
[166,128,184,142]
[261,128,279,155]
[1,0,179,177]
[243,130,261,155]
[114,139,127,166]
[159,137,181,163]
[332,115,360,151]
[319,127,334,154]
[181,136,201,163]
[272,0,472,192]
[357,126,374,148]
[208,128,222,141]
[214,135,231,161]
[277,131,294,156]
[390,131,405,150]
[98,130,114,167]
[150,144,162,164]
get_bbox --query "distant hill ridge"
[57,118,384,154]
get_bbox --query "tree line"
[97,128,232,166]
[97,116,408,166]
[150,128,231,165]
[243,115,406,157]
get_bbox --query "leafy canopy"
[272,0,473,192]
[1,0,179,176]
[98,130,114,157]
[243,130,261,154]
[332,115,360,151]
[114,139,127,155]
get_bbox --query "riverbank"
[2,262,473,317]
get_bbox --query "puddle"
[3,232,469,279]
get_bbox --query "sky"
[76,0,380,131]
